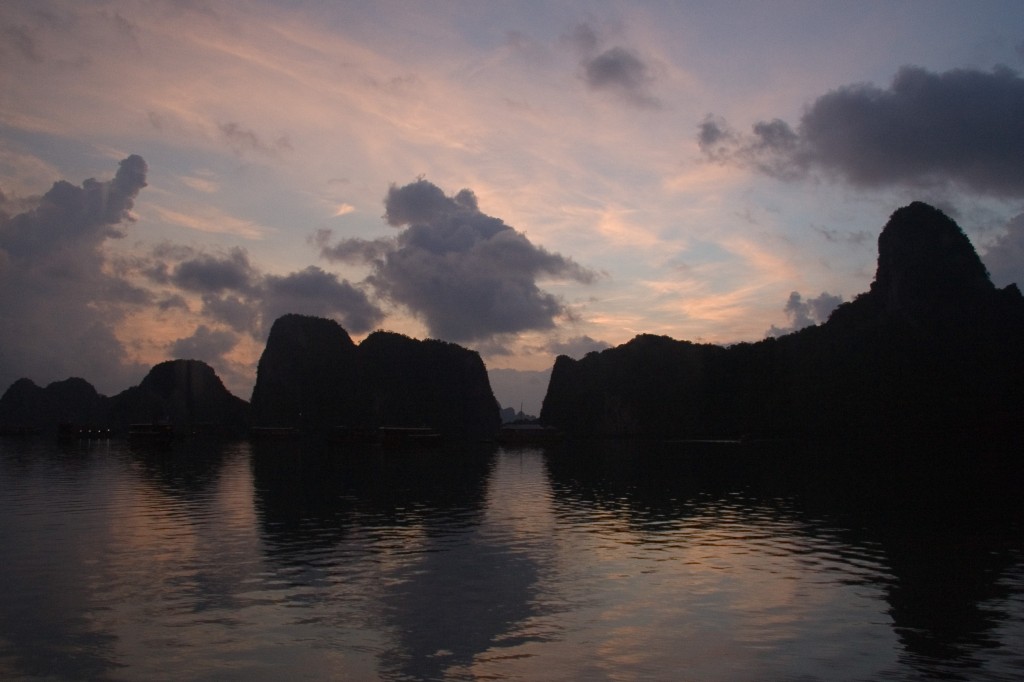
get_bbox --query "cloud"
[0,154,385,394]
[318,179,597,343]
[700,66,1024,197]
[547,335,611,358]
[584,47,659,107]
[180,174,219,193]
[567,22,661,108]
[157,293,189,311]
[259,266,383,336]
[311,228,393,264]
[766,291,843,337]
[169,324,238,361]
[0,155,150,393]
[140,248,384,337]
[199,294,257,334]
[171,247,255,293]
[218,121,292,157]
[149,204,269,239]
[982,212,1024,288]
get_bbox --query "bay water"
[1,437,1021,681]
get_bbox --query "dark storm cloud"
[566,22,661,108]
[982,212,1024,288]
[0,155,150,393]
[766,291,843,338]
[141,247,383,337]
[169,324,238,361]
[700,66,1024,197]
[382,178,462,226]
[1,155,147,261]
[584,47,658,105]
[171,247,255,293]
[260,266,383,335]
[199,293,257,334]
[318,179,597,343]
[312,228,393,264]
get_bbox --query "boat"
[58,423,113,440]
[127,423,174,443]
[328,426,381,445]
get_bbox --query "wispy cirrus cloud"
[149,204,269,239]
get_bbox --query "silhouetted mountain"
[250,313,362,431]
[250,315,501,439]
[541,202,1024,442]
[0,377,110,433]
[109,359,250,436]
[358,330,500,439]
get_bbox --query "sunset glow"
[2,1,1022,414]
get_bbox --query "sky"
[2,1,1023,415]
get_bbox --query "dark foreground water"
[0,437,1021,681]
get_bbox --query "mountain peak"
[869,202,993,316]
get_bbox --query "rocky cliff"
[249,313,361,431]
[541,202,1024,441]
[250,315,501,438]
[358,331,501,439]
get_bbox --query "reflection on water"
[0,436,1021,680]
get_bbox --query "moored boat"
[127,423,174,443]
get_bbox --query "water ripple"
[0,439,1021,681]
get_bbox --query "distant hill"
[1,316,501,440]
[0,377,109,434]
[541,202,1024,442]
[250,314,500,439]
[0,359,249,436]
[108,359,250,436]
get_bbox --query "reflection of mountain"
[126,438,236,501]
[376,449,555,681]
[879,513,1020,679]
[542,439,1024,679]
[377,513,544,680]
[542,203,1024,442]
[250,441,496,554]
[250,443,555,680]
